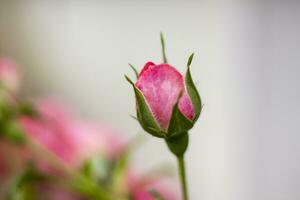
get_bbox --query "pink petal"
[136,62,194,130]
[37,183,81,200]
[138,62,156,78]
[0,154,7,178]
[178,93,194,121]
[0,58,20,93]
[133,189,155,200]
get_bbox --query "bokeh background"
[0,1,299,200]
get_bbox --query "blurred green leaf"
[70,174,111,200]
[81,159,93,179]
[17,101,38,118]
[6,166,45,200]
[110,151,129,196]
[149,189,165,200]
[2,120,25,145]
[80,156,111,185]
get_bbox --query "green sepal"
[129,63,139,80]
[167,97,193,138]
[185,53,202,122]
[125,75,163,138]
[129,114,138,121]
[160,32,168,63]
[166,133,189,157]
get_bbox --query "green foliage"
[81,156,113,187]
[17,101,38,118]
[1,120,25,144]
[6,166,46,200]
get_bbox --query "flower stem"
[177,155,188,200]
[165,134,189,200]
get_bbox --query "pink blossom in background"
[0,142,23,180]
[0,142,24,199]
[20,99,126,169]
[36,184,82,200]
[127,170,178,200]
[136,62,194,130]
[68,121,125,161]
[132,181,177,200]
[0,153,7,178]
[0,58,20,93]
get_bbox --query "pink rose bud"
[0,58,20,93]
[126,54,202,140]
[136,62,194,130]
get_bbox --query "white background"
[1,1,300,200]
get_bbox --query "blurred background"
[0,1,299,200]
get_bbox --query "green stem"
[177,156,188,200]
[165,134,189,200]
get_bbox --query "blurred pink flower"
[0,142,23,179]
[17,99,126,199]
[0,153,7,178]
[19,99,125,169]
[0,58,20,93]
[0,141,24,198]
[127,170,178,200]
[36,183,82,200]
